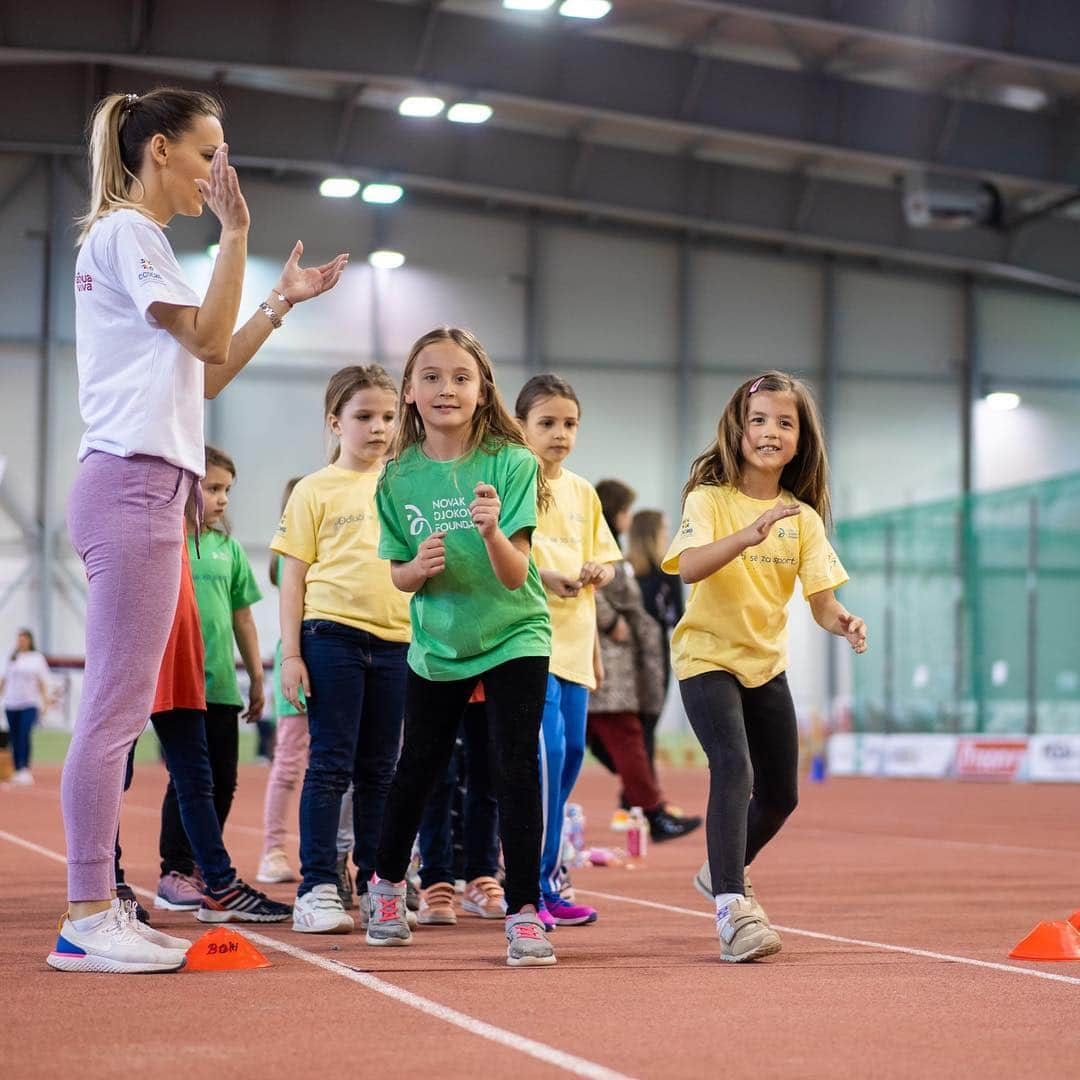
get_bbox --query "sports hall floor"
[2,763,1078,1078]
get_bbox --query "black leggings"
[375,655,548,915]
[680,670,799,896]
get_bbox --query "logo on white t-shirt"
[138,258,164,284]
[75,272,93,293]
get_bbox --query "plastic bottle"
[564,803,587,868]
[626,806,648,862]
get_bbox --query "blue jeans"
[417,700,500,888]
[538,675,589,897]
[151,708,236,891]
[298,620,407,897]
[5,707,37,771]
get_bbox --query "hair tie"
[748,376,765,394]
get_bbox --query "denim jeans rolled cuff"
[297,619,407,897]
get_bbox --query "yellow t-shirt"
[531,469,622,689]
[270,464,410,643]
[661,484,848,687]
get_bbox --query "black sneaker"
[647,805,703,843]
[116,883,151,924]
[196,878,293,923]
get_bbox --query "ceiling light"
[447,103,493,124]
[558,0,611,18]
[985,391,1020,412]
[368,250,406,270]
[399,96,445,118]
[362,183,404,205]
[206,243,220,259]
[503,0,555,9]
[319,177,361,198]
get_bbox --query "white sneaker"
[256,849,298,884]
[46,907,187,973]
[10,769,33,786]
[116,900,192,952]
[292,882,354,934]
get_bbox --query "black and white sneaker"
[197,878,293,923]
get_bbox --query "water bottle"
[564,803,586,867]
[626,806,648,861]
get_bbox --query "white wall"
[4,164,1080,728]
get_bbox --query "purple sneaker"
[543,893,597,926]
[536,898,557,932]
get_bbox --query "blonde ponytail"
[75,87,223,245]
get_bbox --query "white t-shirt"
[74,209,206,476]
[1,651,50,711]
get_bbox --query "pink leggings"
[261,712,309,855]
[62,452,192,900]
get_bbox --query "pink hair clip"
[748,376,765,394]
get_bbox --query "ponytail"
[76,87,222,244]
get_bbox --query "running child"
[367,327,556,968]
[56,86,345,973]
[273,365,411,935]
[662,371,867,963]
[516,374,620,928]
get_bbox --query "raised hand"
[839,612,868,654]
[415,531,447,579]
[274,241,349,306]
[470,483,502,539]
[743,502,801,546]
[194,143,249,232]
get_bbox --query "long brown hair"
[269,476,303,587]
[76,87,223,244]
[324,364,398,463]
[390,327,550,509]
[627,510,665,577]
[682,370,832,528]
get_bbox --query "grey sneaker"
[336,852,354,909]
[693,860,769,924]
[359,892,418,931]
[716,896,782,963]
[365,879,412,947]
[505,912,556,967]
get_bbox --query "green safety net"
[835,472,1080,735]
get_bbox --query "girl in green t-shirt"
[368,327,556,969]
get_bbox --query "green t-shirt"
[188,529,263,706]
[376,441,551,681]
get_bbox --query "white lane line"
[0,829,638,1080]
[574,888,1080,987]
[789,825,1080,860]
[240,930,637,1080]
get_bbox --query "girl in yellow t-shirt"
[271,365,411,936]
[662,370,867,964]
[516,374,621,929]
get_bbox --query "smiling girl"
[56,87,346,973]
[663,371,867,963]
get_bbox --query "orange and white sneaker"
[462,876,507,919]
[418,881,457,925]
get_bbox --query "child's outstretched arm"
[279,555,312,709]
[808,590,868,653]
[470,483,530,590]
[232,606,264,723]
[678,502,800,584]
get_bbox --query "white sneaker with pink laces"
[505,912,556,967]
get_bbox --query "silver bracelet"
[274,290,293,308]
[259,301,284,329]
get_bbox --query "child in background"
[663,371,866,962]
[368,327,555,968]
[627,509,685,776]
[1,628,54,786]
[516,374,619,929]
[274,365,410,935]
[256,478,307,885]
[589,479,702,842]
[155,445,264,901]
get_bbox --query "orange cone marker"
[184,928,272,971]
[1008,920,1080,961]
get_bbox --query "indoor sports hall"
[2,3,1079,1077]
